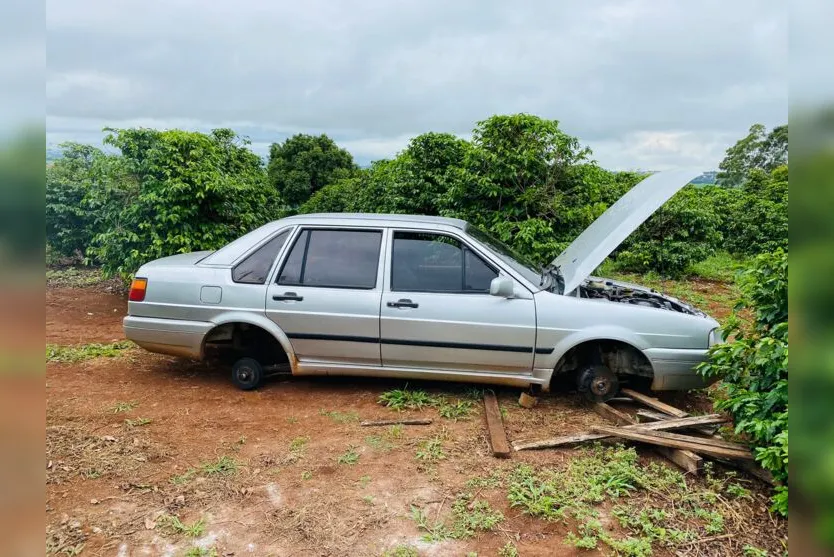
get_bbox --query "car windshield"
[466,224,544,288]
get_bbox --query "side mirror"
[490,276,514,298]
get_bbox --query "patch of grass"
[743,545,769,557]
[363,495,375,505]
[319,409,360,423]
[157,514,205,538]
[726,482,752,499]
[170,468,197,485]
[301,470,312,480]
[289,436,309,453]
[124,417,152,427]
[337,445,360,465]
[365,434,395,452]
[687,251,752,282]
[184,547,218,557]
[415,435,445,463]
[498,543,519,557]
[46,267,106,288]
[358,474,371,488]
[378,387,440,411]
[438,399,475,421]
[466,469,504,490]
[110,400,138,413]
[388,424,404,439]
[411,491,503,542]
[505,444,730,556]
[47,341,133,363]
[200,455,238,475]
[286,416,298,424]
[382,545,419,557]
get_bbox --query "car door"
[266,227,385,366]
[380,229,536,374]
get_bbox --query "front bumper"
[643,347,716,391]
[123,315,214,360]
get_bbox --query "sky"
[45,0,787,170]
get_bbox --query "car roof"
[199,213,470,266]
[282,213,468,229]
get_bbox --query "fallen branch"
[678,533,734,546]
[359,419,432,427]
[513,413,727,451]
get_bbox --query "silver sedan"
[124,169,721,400]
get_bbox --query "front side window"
[277,229,382,289]
[391,231,497,293]
[232,230,290,284]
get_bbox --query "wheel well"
[554,339,653,381]
[202,322,289,366]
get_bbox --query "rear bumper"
[643,348,716,391]
[123,315,213,360]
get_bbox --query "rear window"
[232,230,290,284]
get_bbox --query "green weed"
[170,468,197,485]
[110,400,138,413]
[289,436,309,453]
[410,491,503,542]
[382,545,419,557]
[157,514,205,537]
[365,434,395,452]
[301,470,312,480]
[415,435,445,463]
[378,387,440,411]
[337,445,360,465]
[184,547,218,557]
[200,455,238,475]
[388,424,404,439]
[438,399,474,421]
[124,417,152,427]
[47,341,133,363]
[498,542,519,557]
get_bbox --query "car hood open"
[551,168,703,294]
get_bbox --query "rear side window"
[391,231,497,293]
[232,230,290,284]
[277,229,382,289]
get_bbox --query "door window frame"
[269,226,387,290]
[386,229,502,295]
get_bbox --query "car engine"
[579,277,703,316]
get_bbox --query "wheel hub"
[237,367,252,382]
[591,376,612,396]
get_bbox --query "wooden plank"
[483,391,511,458]
[596,425,748,451]
[593,402,633,425]
[590,426,754,460]
[359,419,432,427]
[636,408,719,436]
[595,403,703,474]
[635,409,675,422]
[620,388,688,417]
[513,414,727,451]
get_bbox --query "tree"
[87,128,275,279]
[717,124,788,187]
[46,143,107,260]
[267,134,356,207]
[615,186,722,277]
[722,166,788,255]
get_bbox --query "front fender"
[207,311,298,371]
[536,325,652,372]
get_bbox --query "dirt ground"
[46,285,787,557]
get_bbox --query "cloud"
[46,0,787,169]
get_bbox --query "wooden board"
[483,391,511,458]
[360,419,432,427]
[620,388,688,417]
[594,403,703,474]
[591,426,754,460]
[513,414,726,451]
[636,408,719,436]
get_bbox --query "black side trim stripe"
[286,332,379,344]
[285,332,554,355]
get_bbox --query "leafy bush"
[86,128,276,279]
[615,186,723,278]
[697,250,788,515]
[722,166,788,256]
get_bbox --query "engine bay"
[578,277,703,316]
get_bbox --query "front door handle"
[273,292,304,302]
[387,298,418,309]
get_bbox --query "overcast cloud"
[46,0,786,169]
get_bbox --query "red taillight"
[129,278,147,302]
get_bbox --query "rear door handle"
[273,292,304,302]
[387,298,418,309]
